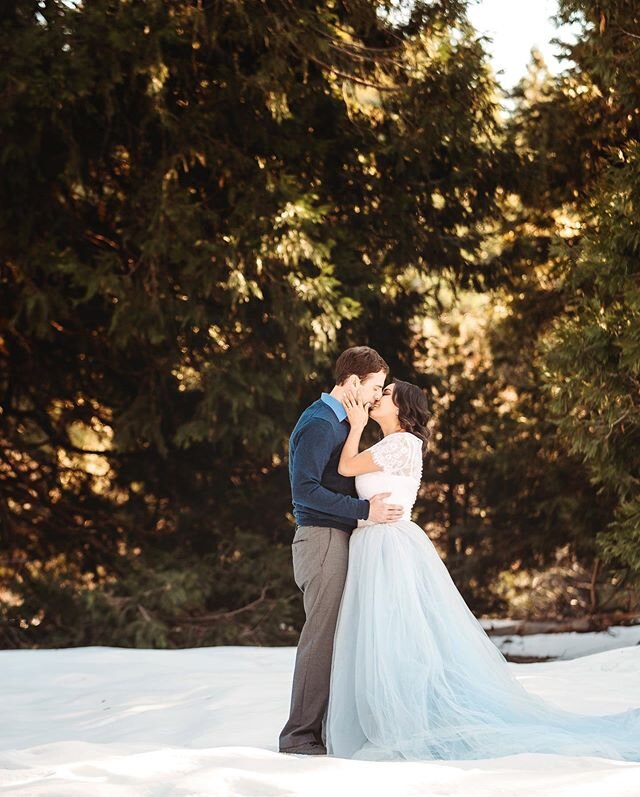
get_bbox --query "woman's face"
[369,383,399,424]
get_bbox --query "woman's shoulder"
[369,432,423,476]
[369,432,422,459]
[374,431,422,448]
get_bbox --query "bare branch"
[619,26,640,41]
[179,586,272,623]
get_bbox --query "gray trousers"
[279,525,350,752]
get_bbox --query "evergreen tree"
[543,144,640,579]
[0,0,504,646]
[539,0,640,584]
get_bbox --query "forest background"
[1,0,639,649]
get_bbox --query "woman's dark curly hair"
[392,378,432,455]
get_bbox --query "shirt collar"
[321,392,347,422]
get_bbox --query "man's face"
[358,370,387,408]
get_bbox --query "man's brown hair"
[334,346,389,385]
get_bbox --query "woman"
[325,379,640,761]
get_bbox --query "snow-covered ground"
[483,621,640,661]
[2,630,640,796]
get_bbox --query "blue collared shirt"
[321,392,347,422]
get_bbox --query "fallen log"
[481,612,640,636]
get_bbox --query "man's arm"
[291,419,370,521]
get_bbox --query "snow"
[483,622,640,661]
[2,635,640,796]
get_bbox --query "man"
[279,346,404,755]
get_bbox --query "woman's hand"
[343,391,369,430]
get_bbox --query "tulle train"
[326,520,640,761]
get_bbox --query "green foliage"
[534,0,640,584]
[3,0,638,647]
[543,142,640,577]
[414,19,640,615]
[3,536,298,648]
[1,0,507,647]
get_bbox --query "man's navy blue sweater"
[289,399,370,533]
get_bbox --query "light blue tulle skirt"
[326,520,640,761]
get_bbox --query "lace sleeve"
[370,433,423,479]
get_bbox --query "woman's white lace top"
[356,432,423,525]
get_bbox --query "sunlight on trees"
[1,0,638,648]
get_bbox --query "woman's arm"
[338,395,383,477]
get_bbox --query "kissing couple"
[279,346,640,762]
